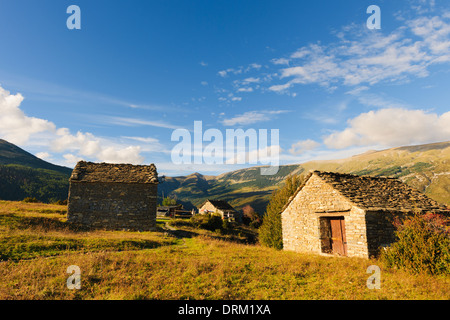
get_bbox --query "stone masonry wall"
[199,202,224,217]
[281,174,370,258]
[365,210,404,256]
[67,182,157,231]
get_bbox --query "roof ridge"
[70,161,158,184]
[280,171,449,214]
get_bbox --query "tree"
[242,204,261,227]
[259,174,303,250]
[162,196,177,206]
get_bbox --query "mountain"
[0,139,72,202]
[0,139,448,210]
[160,141,450,214]
[0,139,71,174]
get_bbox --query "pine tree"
[259,174,303,250]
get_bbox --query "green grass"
[0,201,449,300]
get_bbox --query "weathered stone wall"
[365,210,403,256]
[281,174,370,258]
[67,182,157,231]
[199,202,222,215]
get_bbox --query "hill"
[0,139,71,174]
[0,139,71,203]
[0,139,448,210]
[160,141,450,213]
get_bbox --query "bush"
[52,199,68,206]
[259,174,303,250]
[190,213,223,231]
[22,197,39,203]
[381,212,450,275]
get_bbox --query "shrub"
[242,204,261,227]
[259,174,303,250]
[381,212,450,275]
[190,213,223,231]
[52,199,68,206]
[22,197,39,203]
[222,218,231,230]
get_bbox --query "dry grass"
[0,200,449,300]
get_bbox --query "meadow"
[0,200,448,300]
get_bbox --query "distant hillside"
[0,139,71,174]
[0,139,71,202]
[1,139,448,210]
[160,141,450,214]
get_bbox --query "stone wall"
[281,174,370,258]
[199,202,219,214]
[67,182,157,231]
[365,210,404,256]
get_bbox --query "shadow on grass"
[0,233,168,262]
[2,214,92,233]
[165,220,258,245]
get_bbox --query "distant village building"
[281,171,449,258]
[157,204,183,217]
[67,161,158,231]
[198,199,238,221]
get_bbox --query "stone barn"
[67,161,158,231]
[281,171,449,258]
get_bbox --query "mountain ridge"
[0,139,448,213]
[159,141,450,213]
[0,139,71,175]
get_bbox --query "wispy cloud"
[106,116,181,130]
[217,63,262,78]
[268,12,450,93]
[214,10,450,96]
[221,110,289,126]
[0,72,178,112]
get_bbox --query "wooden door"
[330,217,347,256]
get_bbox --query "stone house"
[198,199,238,221]
[281,170,449,258]
[67,161,158,231]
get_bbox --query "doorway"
[319,217,347,256]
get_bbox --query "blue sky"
[0,0,449,176]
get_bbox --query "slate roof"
[203,199,236,211]
[283,171,449,213]
[69,161,158,184]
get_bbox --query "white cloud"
[221,110,289,126]
[237,87,253,92]
[242,77,260,84]
[36,152,52,161]
[0,86,55,144]
[324,108,450,149]
[0,85,160,166]
[51,128,145,165]
[289,139,320,155]
[63,153,84,166]
[218,70,228,77]
[271,58,290,65]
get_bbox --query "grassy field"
[0,200,449,300]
